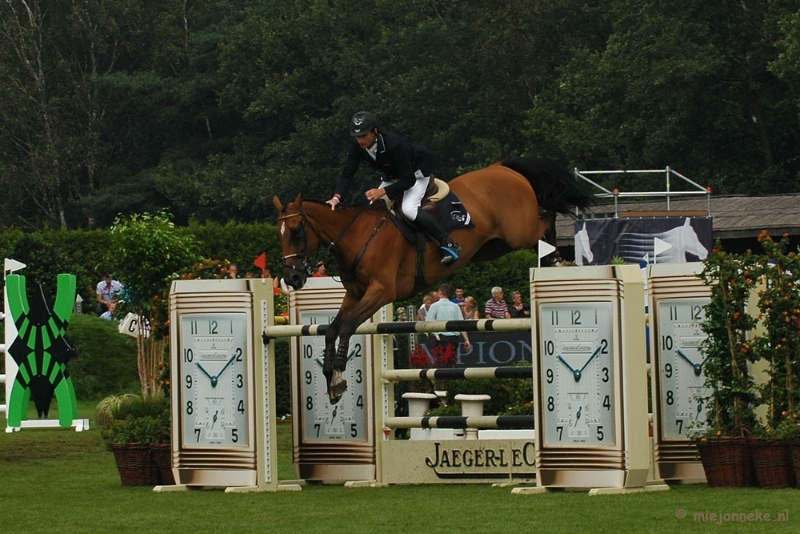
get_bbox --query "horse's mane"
[501,157,595,214]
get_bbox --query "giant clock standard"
[656,298,710,439]
[180,313,250,448]
[539,302,616,447]
[299,311,369,443]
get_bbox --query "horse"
[273,157,594,403]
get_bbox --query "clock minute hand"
[575,345,603,382]
[212,352,239,387]
[677,349,703,376]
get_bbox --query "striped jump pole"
[384,415,535,430]
[383,366,532,382]
[262,317,532,340]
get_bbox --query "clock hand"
[557,355,580,381]
[574,345,603,382]
[212,410,218,428]
[212,352,239,387]
[576,406,582,422]
[197,362,215,386]
[677,349,703,376]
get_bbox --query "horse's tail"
[500,157,594,214]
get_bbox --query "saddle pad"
[390,191,474,243]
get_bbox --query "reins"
[280,204,388,281]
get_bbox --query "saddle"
[385,178,451,225]
[382,178,473,292]
[383,178,472,242]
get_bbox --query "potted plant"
[749,232,800,488]
[97,394,172,486]
[695,243,760,487]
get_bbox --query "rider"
[325,111,461,266]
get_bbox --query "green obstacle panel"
[6,274,78,427]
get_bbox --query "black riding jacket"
[334,129,434,201]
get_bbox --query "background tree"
[109,210,198,399]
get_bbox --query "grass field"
[2,402,800,533]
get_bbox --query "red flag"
[253,252,267,271]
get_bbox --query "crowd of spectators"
[406,284,531,322]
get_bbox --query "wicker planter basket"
[790,442,800,488]
[111,444,160,486]
[697,436,754,488]
[752,439,794,489]
[150,444,175,485]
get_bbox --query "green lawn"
[2,402,800,533]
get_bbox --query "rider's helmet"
[349,111,379,136]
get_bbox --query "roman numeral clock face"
[539,302,616,447]
[180,313,249,448]
[657,299,710,439]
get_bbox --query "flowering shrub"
[698,242,759,435]
[409,343,457,369]
[753,232,800,434]
[179,258,232,280]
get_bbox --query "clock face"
[180,313,250,448]
[539,302,616,447]
[300,311,369,442]
[656,298,710,439]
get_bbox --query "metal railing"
[574,167,711,218]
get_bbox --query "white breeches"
[380,170,429,220]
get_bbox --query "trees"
[1,1,799,232]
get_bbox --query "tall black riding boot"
[414,210,461,266]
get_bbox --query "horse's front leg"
[325,289,389,404]
[322,309,349,403]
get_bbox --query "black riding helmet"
[350,111,379,136]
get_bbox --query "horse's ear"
[293,191,303,206]
[272,195,284,213]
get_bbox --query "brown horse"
[273,157,593,403]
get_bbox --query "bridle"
[277,203,387,281]
[277,211,310,276]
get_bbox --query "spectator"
[484,286,511,319]
[508,291,531,318]
[450,285,466,316]
[96,271,122,316]
[100,300,118,321]
[462,296,480,320]
[426,284,471,353]
[228,264,239,279]
[312,261,328,277]
[417,293,434,321]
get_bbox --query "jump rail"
[262,318,532,340]
[383,367,532,382]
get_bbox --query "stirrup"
[440,241,461,266]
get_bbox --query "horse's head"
[273,193,312,290]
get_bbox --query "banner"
[417,331,532,367]
[574,217,712,265]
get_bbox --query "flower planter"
[697,437,754,488]
[111,444,160,486]
[790,442,800,488]
[751,439,794,489]
[150,443,175,485]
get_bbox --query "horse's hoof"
[328,372,348,404]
